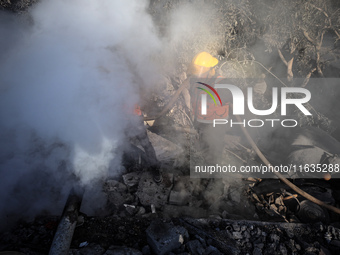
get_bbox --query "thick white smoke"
[0,0,161,228]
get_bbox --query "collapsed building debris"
[1,0,340,255]
[3,125,340,254]
[3,215,340,255]
[136,171,173,208]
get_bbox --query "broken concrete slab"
[147,130,183,162]
[146,220,187,255]
[136,171,173,208]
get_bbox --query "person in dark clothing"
[128,105,162,183]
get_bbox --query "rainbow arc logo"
[196,82,223,106]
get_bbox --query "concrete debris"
[136,171,173,208]
[146,130,183,162]
[252,247,262,255]
[124,204,137,215]
[122,172,142,189]
[3,1,340,255]
[232,232,243,240]
[146,220,185,255]
[79,241,88,248]
[104,180,134,212]
[3,215,340,254]
[186,240,205,254]
[205,245,222,255]
[151,204,156,214]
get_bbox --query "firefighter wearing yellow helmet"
[182,52,229,124]
[189,51,219,78]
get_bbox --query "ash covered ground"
[1,0,340,254]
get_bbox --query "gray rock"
[177,226,189,241]
[186,240,205,255]
[104,180,133,211]
[305,246,320,254]
[253,247,262,255]
[136,206,146,216]
[136,172,173,208]
[269,233,280,243]
[243,230,251,239]
[232,231,243,240]
[146,220,184,255]
[255,243,264,249]
[173,244,186,254]
[287,239,297,253]
[263,242,277,255]
[232,224,241,232]
[147,130,183,162]
[195,234,207,248]
[295,243,301,251]
[279,244,288,255]
[123,172,142,189]
[204,245,222,255]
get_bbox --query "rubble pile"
[103,160,257,221]
[3,215,340,254]
[1,0,340,254]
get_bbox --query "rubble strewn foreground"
[2,215,340,254]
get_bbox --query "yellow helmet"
[192,52,218,68]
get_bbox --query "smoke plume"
[0,0,161,228]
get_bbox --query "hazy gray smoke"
[165,1,224,63]
[0,0,161,227]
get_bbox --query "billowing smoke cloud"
[160,1,225,66]
[0,0,161,228]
